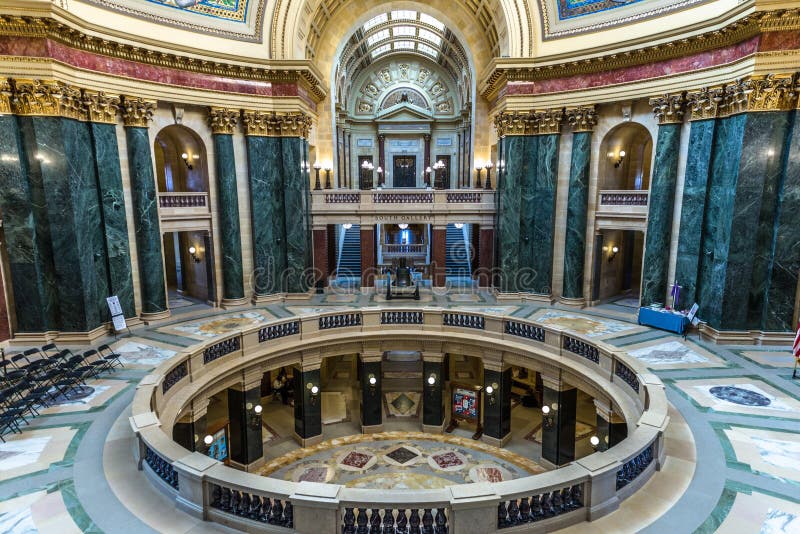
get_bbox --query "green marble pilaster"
[247,136,286,295]
[530,134,559,294]
[212,134,245,301]
[518,136,538,283]
[497,136,525,292]
[0,116,59,332]
[764,110,800,331]
[281,137,312,294]
[562,131,592,300]
[641,123,682,307]
[125,126,167,316]
[89,122,135,319]
[674,119,715,309]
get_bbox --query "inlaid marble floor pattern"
[0,293,798,533]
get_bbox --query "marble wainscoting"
[282,137,312,294]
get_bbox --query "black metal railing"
[615,360,640,393]
[563,336,599,364]
[497,485,583,528]
[258,320,300,342]
[342,508,447,534]
[319,312,362,330]
[505,320,545,342]
[381,311,424,325]
[162,362,188,394]
[616,444,654,490]
[203,337,241,365]
[144,445,179,490]
[210,484,293,528]
[443,313,485,330]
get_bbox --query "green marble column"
[562,130,593,301]
[124,101,168,318]
[212,130,245,302]
[764,109,800,331]
[530,133,560,294]
[246,135,286,295]
[518,135,538,284]
[497,135,525,292]
[674,117,716,309]
[89,121,136,318]
[641,103,684,307]
[282,136,312,294]
[0,115,59,332]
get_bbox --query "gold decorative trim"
[241,110,312,138]
[493,108,564,137]
[719,74,797,115]
[0,16,326,103]
[565,106,597,132]
[208,107,239,135]
[481,9,800,102]
[82,90,120,124]
[649,93,686,124]
[121,96,156,128]
[686,86,726,121]
[0,79,10,115]
[532,109,564,135]
[10,79,85,120]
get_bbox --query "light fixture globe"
[369,376,377,385]
[203,434,213,446]
[427,375,436,385]
[311,385,319,395]
[485,385,494,395]
[542,405,550,415]
[590,435,600,447]
[254,405,263,414]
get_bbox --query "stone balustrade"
[130,307,669,534]
[598,190,649,206]
[595,190,649,228]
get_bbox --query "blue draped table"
[637,307,689,335]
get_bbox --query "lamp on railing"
[484,161,494,190]
[324,165,332,189]
[425,166,433,187]
[361,160,375,189]
[188,245,201,263]
[485,382,498,406]
[475,162,483,188]
[307,382,320,405]
[433,160,446,189]
[542,404,556,429]
[313,162,322,190]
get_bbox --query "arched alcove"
[154,125,210,193]
[598,122,653,192]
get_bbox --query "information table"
[638,307,690,335]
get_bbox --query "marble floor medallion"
[114,340,177,367]
[710,386,771,407]
[385,446,420,466]
[292,464,333,483]
[529,309,641,339]
[469,464,513,483]
[337,449,377,471]
[628,341,708,366]
[428,451,467,471]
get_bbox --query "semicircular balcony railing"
[130,307,669,534]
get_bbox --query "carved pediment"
[375,103,434,122]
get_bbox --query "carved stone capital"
[532,108,564,135]
[686,86,725,121]
[0,79,10,115]
[649,93,686,124]
[720,74,797,115]
[121,96,156,127]
[241,110,312,138]
[493,111,535,137]
[565,106,597,132]
[11,79,85,120]
[208,107,239,135]
[82,90,120,124]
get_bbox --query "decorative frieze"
[720,74,797,115]
[121,96,156,127]
[565,106,596,132]
[10,79,85,120]
[81,90,120,124]
[649,93,686,124]
[208,107,239,135]
[241,110,312,138]
[686,86,725,121]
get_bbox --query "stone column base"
[559,296,586,308]
[361,423,384,434]
[140,309,171,323]
[285,289,316,301]
[293,432,323,448]
[422,423,445,434]
[523,293,554,304]
[481,433,512,448]
[220,296,250,309]
[252,293,285,304]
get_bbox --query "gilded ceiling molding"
[121,96,157,128]
[481,9,800,101]
[565,106,597,132]
[0,16,326,103]
[10,79,85,120]
[719,74,797,116]
[82,90,120,124]
[0,80,11,115]
[208,107,240,135]
[685,86,725,121]
[241,111,313,138]
[649,93,686,125]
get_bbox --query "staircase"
[445,224,471,276]
[336,224,361,278]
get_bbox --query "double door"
[393,156,416,188]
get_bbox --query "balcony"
[595,190,649,229]
[382,243,427,260]
[157,192,211,231]
[311,188,496,226]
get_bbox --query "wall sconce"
[248,404,263,429]
[427,373,437,387]
[608,245,619,262]
[485,382,498,406]
[307,383,320,405]
[324,166,332,189]
[542,404,556,429]
[313,161,322,190]
[188,246,201,263]
[181,152,198,170]
[484,161,494,189]
[377,166,384,187]
[608,150,626,168]
[474,163,483,188]
[367,373,377,397]
[203,434,213,447]
[590,435,600,449]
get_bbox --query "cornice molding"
[121,96,156,128]
[241,110,313,138]
[0,15,326,103]
[565,106,597,132]
[481,8,800,102]
[82,90,120,124]
[493,108,564,137]
[649,93,686,124]
[208,107,239,135]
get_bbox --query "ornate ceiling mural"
[79,0,265,41]
[539,0,713,39]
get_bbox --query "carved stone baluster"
[259,497,271,522]
[355,508,368,534]
[421,509,434,534]
[342,507,356,534]
[396,509,408,533]
[507,499,520,524]
[434,508,447,533]
[370,509,382,534]
[383,508,396,533]
[270,499,284,525]
[518,497,531,523]
[409,509,421,534]
[497,501,509,528]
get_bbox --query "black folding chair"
[98,344,124,371]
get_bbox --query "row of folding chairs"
[0,343,124,442]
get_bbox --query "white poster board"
[687,303,699,322]
[111,314,128,332]
[106,296,128,332]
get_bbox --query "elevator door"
[393,156,416,188]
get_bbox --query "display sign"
[106,296,128,332]
[207,428,228,462]
[453,387,479,421]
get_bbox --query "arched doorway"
[154,125,215,307]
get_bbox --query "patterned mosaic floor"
[0,291,797,532]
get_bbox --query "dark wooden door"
[393,156,416,188]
